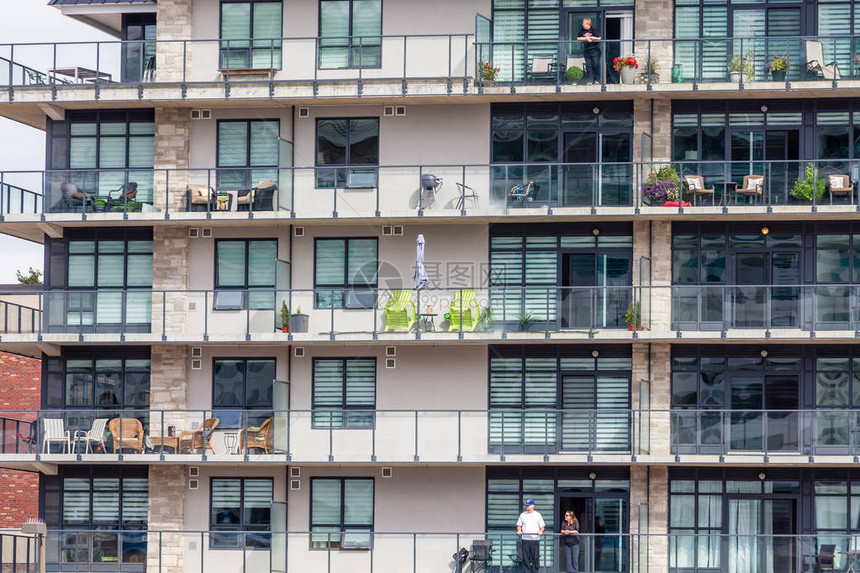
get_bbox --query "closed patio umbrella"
[414,233,428,291]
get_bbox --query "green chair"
[384,290,417,331]
[448,289,480,332]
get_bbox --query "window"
[312,358,376,428]
[217,120,280,191]
[220,0,283,69]
[44,349,151,410]
[45,229,153,333]
[43,468,148,565]
[315,118,379,188]
[121,14,156,83]
[318,0,381,69]
[210,478,273,548]
[215,239,277,310]
[213,358,276,428]
[48,110,155,202]
[314,238,378,308]
[310,478,374,548]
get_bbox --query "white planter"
[619,67,636,84]
[728,71,741,82]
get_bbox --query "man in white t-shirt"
[516,499,545,573]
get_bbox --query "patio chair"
[455,182,480,209]
[59,182,90,212]
[179,417,220,453]
[529,57,555,81]
[827,174,854,204]
[805,40,841,80]
[240,417,274,454]
[74,418,108,454]
[384,290,417,332]
[108,417,145,453]
[237,180,277,212]
[448,289,481,332]
[41,418,71,454]
[186,184,217,212]
[809,544,836,571]
[106,182,138,210]
[736,175,764,204]
[508,182,536,205]
[683,175,715,205]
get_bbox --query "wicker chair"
[179,417,220,453]
[827,174,853,204]
[108,418,145,453]
[239,417,273,454]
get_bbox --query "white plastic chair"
[42,418,70,453]
[74,418,108,454]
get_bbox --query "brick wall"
[0,352,40,528]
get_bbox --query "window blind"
[217,241,247,287]
[251,2,283,68]
[343,479,374,526]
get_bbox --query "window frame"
[211,357,277,429]
[215,119,280,191]
[314,117,380,189]
[318,0,383,70]
[313,237,379,309]
[309,477,375,549]
[213,238,278,310]
[219,0,284,70]
[209,477,274,549]
[312,357,377,429]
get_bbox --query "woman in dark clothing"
[576,18,602,84]
[560,510,580,573]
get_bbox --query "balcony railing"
[2,160,858,220]
[671,408,860,457]
[1,34,857,102]
[37,530,860,573]
[3,285,860,341]
[0,408,641,463]
[0,530,39,573]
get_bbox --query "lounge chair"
[106,182,138,210]
[59,182,91,212]
[827,174,853,204]
[41,418,71,453]
[108,418,145,453]
[508,182,536,205]
[186,184,218,212]
[736,175,764,204]
[683,175,715,205]
[240,417,273,454]
[448,289,481,332]
[384,290,417,332]
[237,179,277,212]
[179,417,220,453]
[806,40,841,80]
[74,418,108,454]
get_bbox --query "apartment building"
[0,0,859,572]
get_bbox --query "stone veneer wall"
[152,226,190,341]
[156,0,193,83]
[633,99,673,165]
[634,0,674,84]
[633,220,672,332]
[146,465,187,573]
[153,108,192,213]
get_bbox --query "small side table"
[418,313,437,332]
[224,432,239,455]
[151,436,179,454]
[839,550,860,573]
[214,193,231,211]
[712,181,737,207]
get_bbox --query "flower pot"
[619,67,636,84]
[728,71,741,83]
[281,325,289,333]
[771,70,786,81]
[482,79,497,87]
[289,314,309,333]
[628,324,643,331]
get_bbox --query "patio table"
[49,66,112,84]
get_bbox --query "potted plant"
[92,198,107,212]
[566,65,584,84]
[727,55,754,82]
[279,301,290,333]
[790,162,826,203]
[639,58,660,83]
[289,305,309,333]
[641,165,681,206]
[613,55,638,84]
[477,305,495,331]
[517,311,538,332]
[764,56,789,81]
[625,301,642,331]
[480,62,500,87]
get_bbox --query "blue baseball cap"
[525,499,535,506]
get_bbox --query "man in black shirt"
[577,18,602,84]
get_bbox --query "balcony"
[2,285,860,346]
[0,407,643,468]
[1,35,858,109]
[2,160,860,227]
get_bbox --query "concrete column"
[147,465,187,573]
[633,99,673,164]
[630,465,669,573]
[149,346,190,436]
[634,0,674,86]
[633,220,672,332]
[156,0,193,83]
[153,108,192,214]
[151,226,190,341]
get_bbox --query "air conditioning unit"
[201,227,212,238]
[385,358,396,369]
[294,226,305,237]
[294,347,305,358]
[298,107,310,118]
[188,228,199,238]
[191,347,203,358]
[191,109,211,120]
